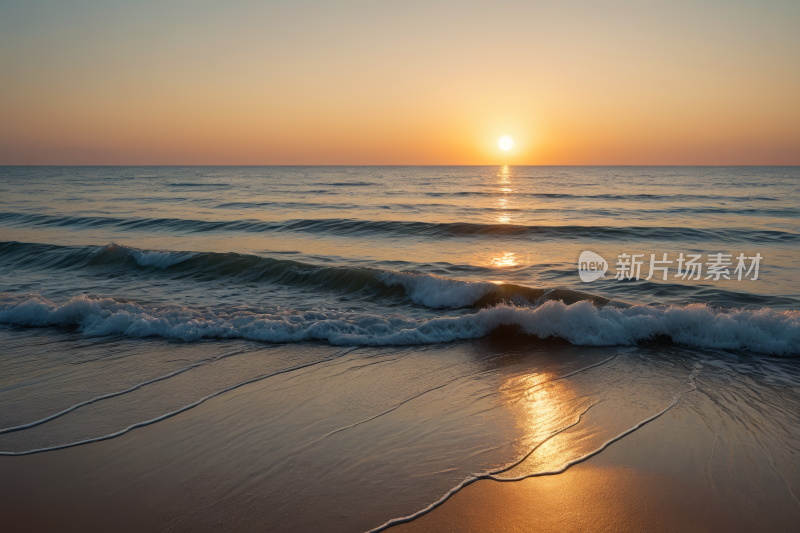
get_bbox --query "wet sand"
[4,387,800,533]
[390,405,800,533]
[391,465,721,533]
[3,338,800,533]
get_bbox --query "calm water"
[1,166,799,532]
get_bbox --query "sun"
[499,136,513,151]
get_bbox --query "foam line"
[324,353,621,448]
[507,351,624,410]
[752,433,800,507]
[489,369,700,482]
[0,350,355,456]
[547,352,623,384]
[365,400,602,533]
[366,368,700,532]
[0,348,248,435]
[487,400,603,477]
[315,381,455,442]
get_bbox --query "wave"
[2,242,611,309]
[128,248,193,268]
[0,294,797,354]
[4,241,797,311]
[2,212,797,243]
[422,191,781,202]
[168,182,231,188]
[207,199,799,219]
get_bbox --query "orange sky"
[1,1,798,165]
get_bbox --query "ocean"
[1,166,799,531]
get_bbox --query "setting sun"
[499,136,514,151]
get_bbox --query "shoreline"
[387,402,800,533]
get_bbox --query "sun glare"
[499,136,513,151]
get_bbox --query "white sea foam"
[102,243,190,268]
[130,249,190,268]
[379,272,494,308]
[1,294,798,354]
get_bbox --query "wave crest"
[1,294,797,354]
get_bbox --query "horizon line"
[2,164,799,168]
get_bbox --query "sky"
[1,0,798,165]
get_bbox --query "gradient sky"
[1,0,798,165]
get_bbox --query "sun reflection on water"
[496,165,513,224]
[498,368,594,476]
[491,251,518,267]
[498,165,511,182]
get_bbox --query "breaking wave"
[1,293,797,354]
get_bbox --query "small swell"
[1,212,797,243]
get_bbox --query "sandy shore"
[388,406,800,533]
[3,339,799,533]
[5,393,799,533]
[390,463,729,533]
